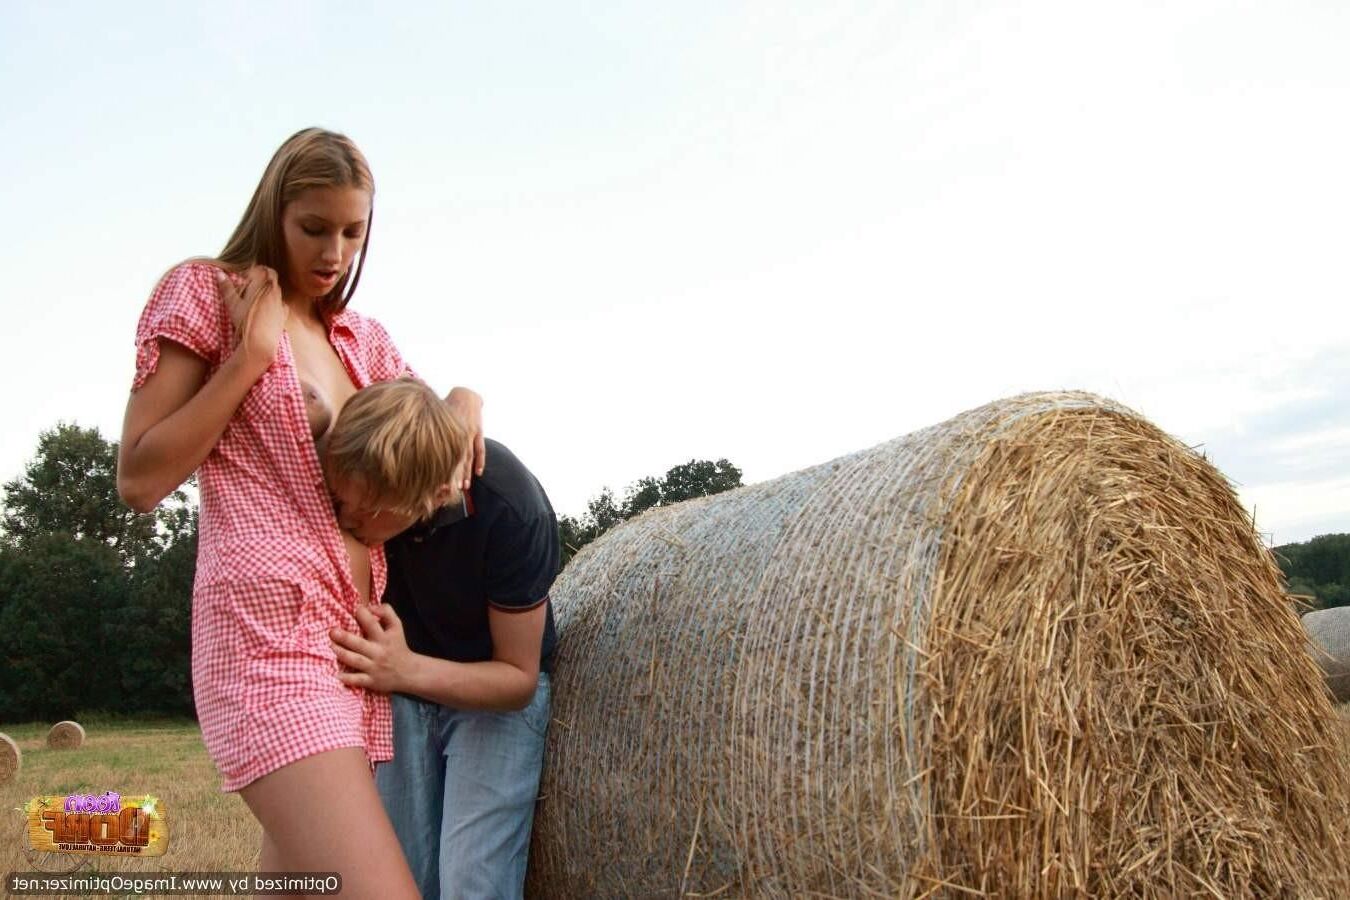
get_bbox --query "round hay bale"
[529,391,1350,897]
[46,721,85,750]
[0,733,19,783]
[1303,607,1350,703]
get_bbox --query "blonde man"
[324,378,559,900]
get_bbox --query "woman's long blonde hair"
[215,127,375,317]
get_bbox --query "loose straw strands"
[528,392,1350,898]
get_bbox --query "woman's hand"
[216,266,288,374]
[446,386,486,491]
[119,266,290,513]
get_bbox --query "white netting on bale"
[46,721,84,750]
[1304,607,1350,703]
[528,391,1350,898]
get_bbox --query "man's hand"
[330,603,415,694]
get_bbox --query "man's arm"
[330,601,547,712]
[405,602,545,711]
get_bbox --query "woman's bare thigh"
[257,831,299,900]
[239,748,417,900]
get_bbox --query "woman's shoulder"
[155,259,223,293]
[133,260,229,381]
[141,260,227,323]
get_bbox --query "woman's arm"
[118,343,261,511]
[117,267,288,512]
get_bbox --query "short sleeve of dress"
[133,263,227,390]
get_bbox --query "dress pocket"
[225,578,311,660]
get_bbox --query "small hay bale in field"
[46,721,85,750]
[1303,607,1350,703]
[529,391,1350,898]
[0,733,19,783]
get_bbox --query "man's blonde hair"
[324,378,467,519]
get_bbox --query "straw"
[0,733,19,783]
[46,721,85,750]
[527,391,1350,897]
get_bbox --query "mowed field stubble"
[0,717,259,879]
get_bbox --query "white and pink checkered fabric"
[133,262,411,791]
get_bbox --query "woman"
[117,128,480,896]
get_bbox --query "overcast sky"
[2,1,1346,544]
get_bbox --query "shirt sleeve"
[484,510,560,611]
[363,316,417,382]
[133,263,228,390]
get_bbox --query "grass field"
[0,716,260,882]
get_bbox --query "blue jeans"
[376,675,551,900]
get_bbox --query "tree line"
[556,458,743,564]
[0,424,197,721]
[1277,533,1350,610]
[0,423,743,721]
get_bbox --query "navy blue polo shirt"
[383,438,559,672]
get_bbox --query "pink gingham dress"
[132,262,409,791]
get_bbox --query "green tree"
[624,478,663,518]
[1,423,191,563]
[624,459,742,516]
[0,422,198,719]
[559,458,743,566]
[0,533,126,719]
[1276,533,1350,611]
[557,514,588,560]
[587,488,624,533]
[106,512,198,714]
[558,488,626,560]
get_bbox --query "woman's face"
[281,185,371,299]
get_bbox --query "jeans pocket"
[522,674,552,740]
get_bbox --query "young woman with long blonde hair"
[118,127,482,897]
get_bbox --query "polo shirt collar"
[409,493,473,539]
